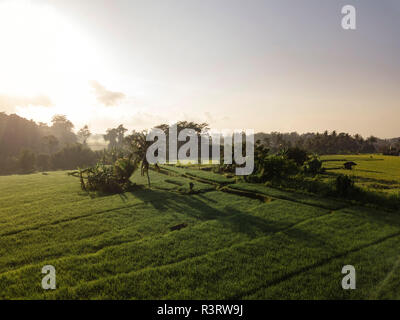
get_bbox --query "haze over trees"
[254,131,397,155]
[0,112,97,174]
[1,111,399,175]
[77,125,91,145]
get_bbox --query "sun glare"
[0,0,107,123]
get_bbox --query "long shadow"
[126,187,400,300]
[339,205,400,228]
[129,187,400,248]
[129,188,311,238]
[357,169,384,174]
[324,167,344,170]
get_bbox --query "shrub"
[304,157,324,175]
[334,174,356,196]
[113,156,139,182]
[74,155,138,194]
[253,155,299,182]
[282,147,309,166]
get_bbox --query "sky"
[0,0,399,138]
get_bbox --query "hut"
[343,161,357,170]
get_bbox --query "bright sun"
[0,0,107,123]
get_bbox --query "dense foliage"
[249,155,298,183]
[255,131,400,155]
[74,155,138,193]
[303,156,324,175]
[0,112,99,174]
[334,174,356,196]
[1,112,399,178]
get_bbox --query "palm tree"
[77,125,91,145]
[124,130,153,187]
[104,128,118,150]
[116,124,128,147]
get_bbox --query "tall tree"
[50,114,77,145]
[116,124,128,147]
[77,125,91,145]
[42,135,59,154]
[125,130,154,186]
[104,128,118,150]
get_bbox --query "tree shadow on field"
[129,188,315,239]
[357,169,384,174]
[129,187,400,254]
[340,205,400,228]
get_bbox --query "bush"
[282,147,309,166]
[304,157,324,175]
[334,174,356,196]
[113,156,139,182]
[75,156,138,193]
[253,155,299,182]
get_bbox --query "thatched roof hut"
[344,161,357,170]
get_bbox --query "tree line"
[1,112,399,175]
[255,131,400,155]
[0,112,99,174]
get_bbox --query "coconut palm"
[124,130,153,187]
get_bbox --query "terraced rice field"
[0,163,399,299]
[321,154,400,195]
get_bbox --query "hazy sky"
[0,0,399,137]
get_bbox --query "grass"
[161,165,236,184]
[1,163,400,299]
[230,183,346,210]
[321,154,400,195]
[131,169,214,193]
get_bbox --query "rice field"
[321,154,400,195]
[0,161,400,299]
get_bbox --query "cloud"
[90,80,126,106]
[0,94,53,113]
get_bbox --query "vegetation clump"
[334,174,356,196]
[303,156,324,175]
[280,147,309,166]
[250,155,298,183]
[74,155,138,193]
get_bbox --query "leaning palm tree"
[124,130,153,187]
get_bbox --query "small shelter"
[343,161,357,170]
